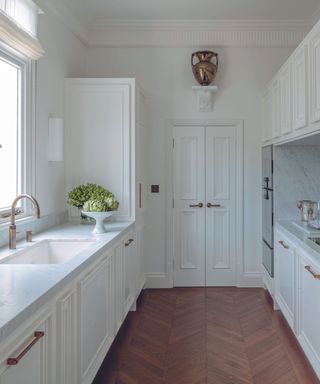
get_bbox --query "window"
[0,46,33,220]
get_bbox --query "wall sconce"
[48,117,64,162]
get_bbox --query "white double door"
[173,125,237,287]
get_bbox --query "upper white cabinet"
[309,24,320,124]
[292,44,308,130]
[271,76,281,139]
[262,18,320,144]
[65,78,148,222]
[279,63,292,136]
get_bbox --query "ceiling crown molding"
[41,1,316,48]
[87,19,310,48]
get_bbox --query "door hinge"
[173,139,175,148]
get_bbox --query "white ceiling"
[66,0,320,26]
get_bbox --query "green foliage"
[67,183,119,211]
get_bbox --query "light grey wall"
[274,146,320,221]
[85,46,293,279]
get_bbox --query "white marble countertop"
[0,221,134,344]
[275,220,320,264]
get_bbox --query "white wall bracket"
[192,85,218,112]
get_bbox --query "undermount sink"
[0,239,95,265]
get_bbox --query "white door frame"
[165,119,244,287]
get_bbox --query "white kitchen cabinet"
[309,23,320,124]
[56,288,77,384]
[79,253,114,384]
[114,242,125,333]
[292,44,308,130]
[65,78,148,224]
[123,231,137,316]
[297,250,320,378]
[274,229,296,330]
[271,76,281,139]
[262,88,272,142]
[0,308,55,384]
[279,63,292,135]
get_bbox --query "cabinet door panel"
[310,26,320,123]
[271,78,281,139]
[57,289,77,384]
[298,253,320,377]
[80,256,114,383]
[124,232,136,315]
[0,313,54,384]
[274,231,295,330]
[262,89,272,142]
[279,64,292,135]
[292,45,307,130]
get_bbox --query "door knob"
[207,203,222,208]
[189,202,204,208]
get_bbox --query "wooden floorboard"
[93,288,319,384]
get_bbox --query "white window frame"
[0,41,35,225]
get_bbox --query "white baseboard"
[262,268,274,297]
[145,272,263,289]
[237,272,264,287]
[145,273,172,289]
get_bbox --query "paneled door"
[173,124,238,287]
[205,126,236,286]
[173,126,206,286]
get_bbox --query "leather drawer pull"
[305,265,320,280]
[7,331,44,366]
[125,239,134,247]
[279,240,289,250]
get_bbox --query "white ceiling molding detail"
[39,0,89,45]
[87,19,310,48]
[41,1,314,48]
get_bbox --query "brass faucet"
[9,194,40,249]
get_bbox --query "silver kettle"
[297,200,317,222]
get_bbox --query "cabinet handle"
[305,265,320,280]
[207,203,222,208]
[125,238,134,247]
[189,202,203,208]
[7,331,44,366]
[278,240,289,250]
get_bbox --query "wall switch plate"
[151,185,159,193]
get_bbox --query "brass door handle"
[189,203,204,208]
[7,331,44,366]
[125,238,134,247]
[278,240,289,250]
[305,265,320,280]
[207,203,222,208]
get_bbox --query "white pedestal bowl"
[81,211,113,234]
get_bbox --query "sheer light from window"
[0,56,20,211]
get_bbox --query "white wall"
[84,46,293,286]
[35,8,86,216]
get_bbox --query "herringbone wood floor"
[93,288,319,384]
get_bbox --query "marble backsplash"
[274,146,320,221]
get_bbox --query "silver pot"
[297,200,317,222]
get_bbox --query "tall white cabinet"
[65,77,147,301]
